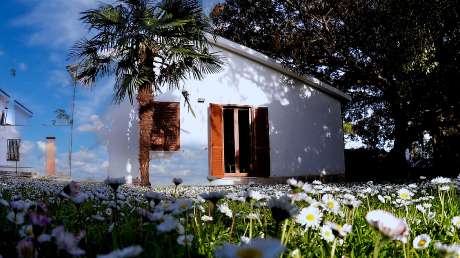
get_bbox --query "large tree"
[71,0,222,186]
[211,0,460,174]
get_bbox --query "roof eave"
[205,34,351,102]
[0,88,10,99]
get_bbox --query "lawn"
[1,175,459,258]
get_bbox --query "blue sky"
[0,0,222,179]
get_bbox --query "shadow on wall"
[220,51,345,176]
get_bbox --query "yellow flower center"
[236,248,263,258]
[327,201,335,209]
[180,203,188,209]
[400,193,409,199]
[306,214,315,222]
[418,239,426,247]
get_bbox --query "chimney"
[45,137,56,176]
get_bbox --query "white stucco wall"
[0,97,32,171]
[102,44,345,185]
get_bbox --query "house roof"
[206,35,351,102]
[14,100,33,116]
[0,88,10,99]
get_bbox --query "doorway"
[223,107,252,175]
[208,104,270,178]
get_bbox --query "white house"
[0,88,34,174]
[101,36,350,185]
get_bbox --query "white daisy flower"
[177,234,194,247]
[201,215,213,222]
[217,203,233,218]
[247,190,265,201]
[412,234,431,249]
[321,195,340,214]
[97,245,143,258]
[320,224,335,242]
[156,215,178,233]
[431,177,451,185]
[215,238,285,258]
[296,206,322,229]
[434,242,460,256]
[397,188,414,200]
[365,210,410,243]
[451,216,460,229]
[268,195,298,222]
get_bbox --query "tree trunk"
[137,85,154,187]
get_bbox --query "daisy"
[214,238,285,258]
[412,234,431,249]
[365,210,410,243]
[268,195,298,223]
[451,216,460,229]
[51,226,86,256]
[296,206,322,229]
[434,242,460,256]
[321,195,341,214]
[177,234,194,247]
[325,221,352,238]
[172,177,183,186]
[156,215,178,233]
[247,190,265,201]
[200,191,227,204]
[287,178,304,193]
[104,177,126,191]
[144,191,163,206]
[201,215,213,222]
[321,224,335,242]
[97,245,143,258]
[431,177,451,185]
[217,203,233,218]
[172,199,193,215]
[397,188,414,200]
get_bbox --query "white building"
[0,88,34,174]
[102,36,350,185]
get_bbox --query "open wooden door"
[209,104,224,178]
[252,107,270,177]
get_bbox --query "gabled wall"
[102,44,345,185]
[0,90,33,172]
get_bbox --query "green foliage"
[211,0,460,171]
[70,0,223,104]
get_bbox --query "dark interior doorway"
[223,107,252,175]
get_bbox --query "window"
[151,102,180,151]
[7,139,20,161]
[209,104,270,178]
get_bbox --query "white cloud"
[36,141,46,152]
[70,147,109,177]
[78,114,104,132]
[12,0,99,48]
[20,141,35,155]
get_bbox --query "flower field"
[1,175,460,258]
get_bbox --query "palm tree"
[70,0,222,186]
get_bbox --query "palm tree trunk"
[137,85,154,186]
